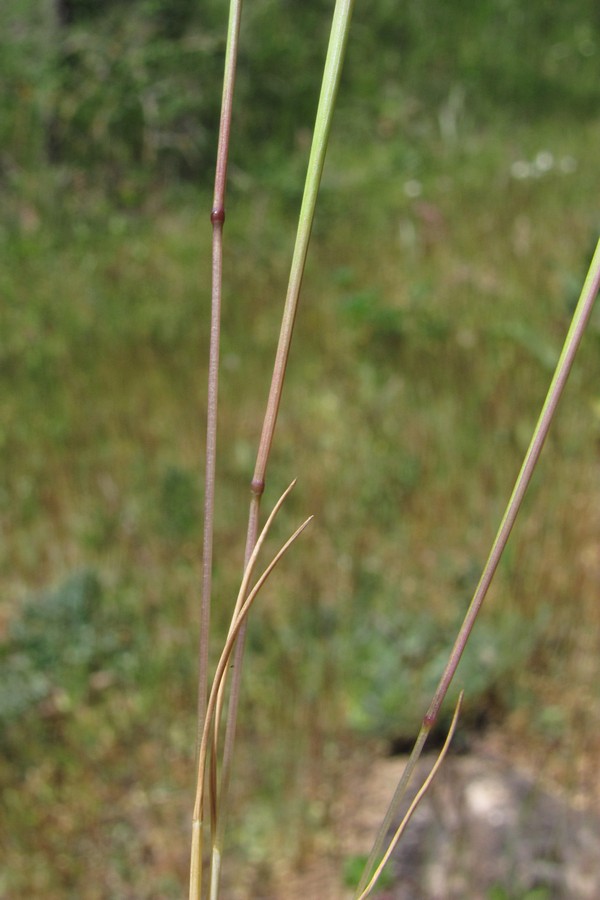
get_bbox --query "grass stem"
[426,235,600,728]
[194,3,244,896]
[207,2,355,894]
[198,0,244,754]
[356,694,463,900]
[356,237,600,894]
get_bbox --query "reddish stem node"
[423,711,437,729]
[250,477,265,497]
[211,206,226,224]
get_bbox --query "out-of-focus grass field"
[1,2,600,896]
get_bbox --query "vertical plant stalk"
[197,0,243,757]
[208,1,356,896]
[192,2,243,898]
[356,237,600,895]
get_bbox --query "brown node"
[251,478,265,497]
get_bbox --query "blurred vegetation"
[1,1,600,897]
[2,0,600,186]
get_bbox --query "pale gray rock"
[379,753,600,900]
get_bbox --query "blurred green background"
[1,1,599,897]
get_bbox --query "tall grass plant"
[1,2,600,898]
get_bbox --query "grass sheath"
[356,693,464,900]
[209,482,300,862]
[190,484,312,899]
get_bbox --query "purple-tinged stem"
[192,6,244,896]
[357,237,600,897]
[426,236,600,728]
[197,0,244,751]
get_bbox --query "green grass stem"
[356,237,600,894]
